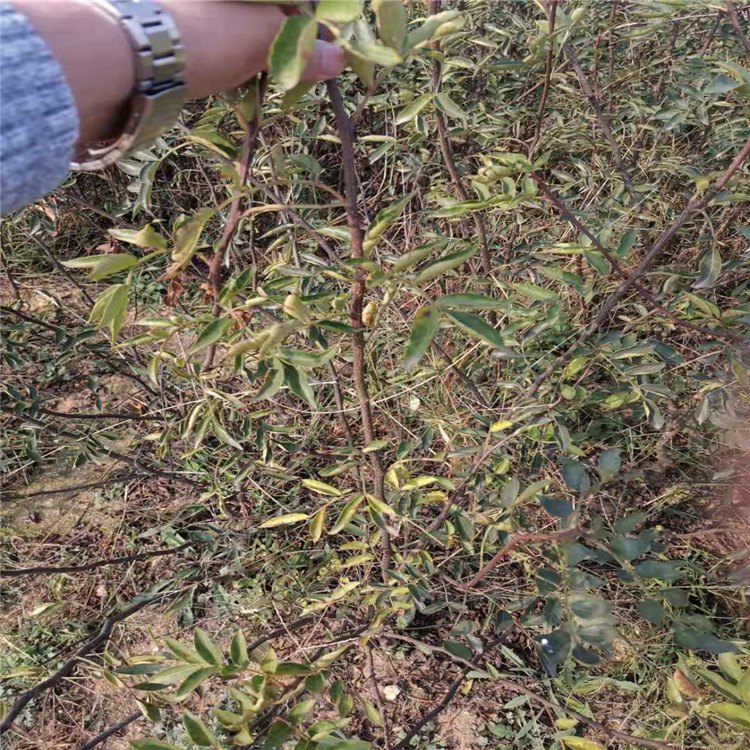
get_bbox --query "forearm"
[9,1,314,145]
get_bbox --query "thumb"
[302,40,345,81]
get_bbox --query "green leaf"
[597,448,621,480]
[396,94,433,125]
[256,361,285,402]
[194,628,222,666]
[613,513,647,534]
[182,710,217,747]
[561,461,590,495]
[285,365,317,409]
[635,560,685,582]
[585,250,611,275]
[435,92,467,121]
[443,639,473,661]
[706,703,750,730]
[673,627,737,653]
[539,496,574,518]
[510,282,559,303]
[696,668,743,700]
[717,653,743,684]
[366,494,396,517]
[289,698,317,724]
[302,478,342,497]
[109,224,168,251]
[265,720,293,749]
[211,416,242,451]
[130,741,181,750]
[230,630,249,668]
[693,246,722,289]
[363,439,389,453]
[348,39,403,66]
[363,192,414,254]
[636,599,665,625]
[164,638,201,663]
[415,246,477,282]
[372,0,407,52]
[316,0,362,23]
[275,662,314,676]
[406,10,464,50]
[96,283,129,343]
[282,80,315,110]
[445,310,504,348]
[269,16,317,91]
[391,239,446,272]
[189,318,231,354]
[433,293,505,309]
[329,495,365,534]
[404,306,441,370]
[616,228,637,257]
[174,666,218,698]
[611,535,651,561]
[364,700,383,726]
[261,648,278,674]
[260,513,310,528]
[64,253,139,281]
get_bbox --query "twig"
[0,541,195,578]
[385,632,680,750]
[527,135,750,397]
[564,43,637,203]
[0,595,168,734]
[29,234,95,306]
[465,527,580,589]
[203,73,267,371]
[326,78,391,581]
[530,172,738,342]
[530,0,559,157]
[33,407,162,422]
[78,711,141,750]
[3,473,144,501]
[427,0,492,276]
[727,0,750,54]
[365,644,392,749]
[326,360,355,446]
[432,340,490,408]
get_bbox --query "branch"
[29,234,95,306]
[4,473,144,501]
[0,541,195,578]
[527,135,750,397]
[203,73,267,371]
[33,407,162,422]
[564,43,637,203]
[727,0,750,54]
[464,527,580,589]
[325,78,391,581]
[78,711,141,750]
[427,0,492,276]
[0,595,168,735]
[530,0,559,157]
[529,172,738,342]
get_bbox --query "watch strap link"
[70,0,186,172]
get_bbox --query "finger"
[301,40,345,81]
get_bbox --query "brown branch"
[33,407,162,422]
[0,595,168,735]
[530,172,738,342]
[29,235,95,306]
[326,360,355,446]
[727,0,750,54]
[564,43,637,203]
[386,632,680,750]
[464,527,580,589]
[427,0,491,276]
[526,135,750,397]
[0,541,195,578]
[78,712,141,750]
[365,644,392,749]
[203,73,267,371]
[530,0,559,157]
[4,473,144,501]
[325,78,391,581]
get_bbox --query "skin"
[11,1,344,145]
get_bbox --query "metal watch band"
[70,0,186,172]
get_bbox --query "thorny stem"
[527,136,750,397]
[325,78,391,581]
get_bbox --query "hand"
[12,1,345,144]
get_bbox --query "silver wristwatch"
[70,0,186,172]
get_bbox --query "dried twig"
[0,595,168,735]
[78,711,141,750]
[0,541,195,579]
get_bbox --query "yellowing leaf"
[260,513,310,528]
[269,17,317,91]
[561,737,605,750]
[302,479,343,497]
